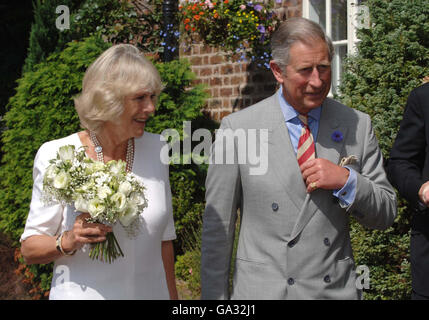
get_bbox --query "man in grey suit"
[201,18,397,300]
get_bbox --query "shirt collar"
[277,87,322,123]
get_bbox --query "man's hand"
[418,181,429,207]
[300,158,350,193]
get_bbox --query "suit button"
[324,275,331,283]
[272,202,279,211]
[288,278,295,285]
[323,238,330,246]
[288,239,296,248]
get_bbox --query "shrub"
[174,219,202,299]
[58,0,164,54]
[338,0,429,299]
[22,0,83,73]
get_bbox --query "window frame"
[302,0,369,94]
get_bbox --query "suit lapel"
[290,99,349,240]
[264,95,307,212]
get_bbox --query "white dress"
[21,132,176,299]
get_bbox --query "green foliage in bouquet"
[338,0,429,299]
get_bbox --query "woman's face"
[110,90,156,139]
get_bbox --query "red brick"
[211,87,219,98]
[222,99,231,108]
[200,45,212,54]
[221,64,234,75]
[209,99,222,109]
[190,56,202,65]
[231,76,245,85]
[192,46,200,55]
[210,77,222,86]
[220,88,232,96]
[200,68,212,77]
[210,54,224,64]
[220,111,231,120]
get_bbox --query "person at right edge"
[387,82,429,300]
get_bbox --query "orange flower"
[199,11,204,15]
[185,24,190,31]
[184,18,190,24]
[224,0,229,3]
[214,12,219,18]
[192,27,196,32]
[194,14,201,21]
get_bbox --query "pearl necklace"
[89,131,134,172]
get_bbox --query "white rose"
[119,203,138,226]
[97,185,112,199]
[108,160,126,176]
[74,196,88,213]
[58,145,75,162]
[111,192,127,212]
[118,181,132,196]
[45,165,57,182]
[53,171,69,189]
[130,192,146,206]
[88,198,105,218]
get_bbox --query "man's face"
[271,39,331,114]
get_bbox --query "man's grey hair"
[271,17,334,68]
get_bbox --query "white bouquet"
[42,145,147,263]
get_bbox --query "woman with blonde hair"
[20,44,178,300]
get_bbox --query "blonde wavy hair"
[74,44,163,132]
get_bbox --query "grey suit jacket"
[201,94,397,300]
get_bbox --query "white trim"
[302,0,367,94]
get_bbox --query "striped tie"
[297,114,315,166]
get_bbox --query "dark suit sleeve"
[387,84,429,205]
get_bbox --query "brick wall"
[179,0,303,121]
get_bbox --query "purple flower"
[331,130,343,142]
[276,0,282,3]
[254,4,263,11]
[257,24,265,33]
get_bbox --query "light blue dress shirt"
[277,89,356,207]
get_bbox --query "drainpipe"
[162,0,178,62]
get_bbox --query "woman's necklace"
[89,131,135,172]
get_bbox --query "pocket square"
[339,155,358,167]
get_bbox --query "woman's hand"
[61,212,112,253]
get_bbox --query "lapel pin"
[331,130,343,142]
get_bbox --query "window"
[302,0,369,95]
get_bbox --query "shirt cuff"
[333,167,357,208]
